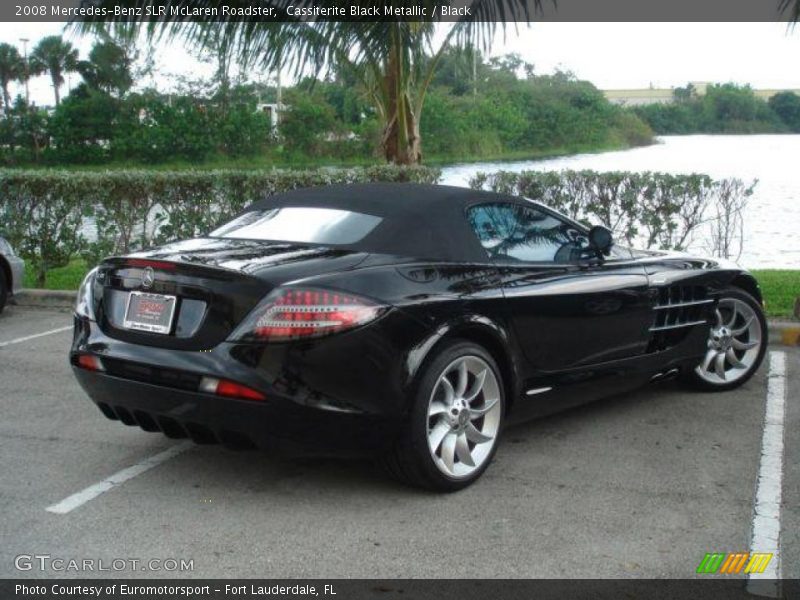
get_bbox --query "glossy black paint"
[69,186,764,455]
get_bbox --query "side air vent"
[647,285,713,352]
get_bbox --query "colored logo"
[696,552,773,574]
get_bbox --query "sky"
[1,21,799,106]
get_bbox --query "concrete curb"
[768,321,800,347]
[14,289,75,311]
[12,289,800,346]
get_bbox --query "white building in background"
[603,81,800,106]
[256,103,285,130]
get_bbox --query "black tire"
[380,339,505,492]
[0,267,7,314]
[680,286,767,392]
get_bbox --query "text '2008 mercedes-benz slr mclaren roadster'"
[70,183,767,490]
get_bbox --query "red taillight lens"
[75,354,104,372]
[199,377,266,402]
[244,288,386,341]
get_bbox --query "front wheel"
[682,287,767,391]
[381,340,505,491]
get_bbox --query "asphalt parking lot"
[1,305,797,581]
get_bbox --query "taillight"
[75,354,105,372]
[199,377,266,402]
[233,288,387,342]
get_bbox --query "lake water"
[440,135,800,269]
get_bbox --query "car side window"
[466,202,591,263]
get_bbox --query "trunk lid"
[96,238,368,350]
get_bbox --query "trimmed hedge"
[0,165,440,286]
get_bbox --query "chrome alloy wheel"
[695,298,762,385]
[426,356,502,479]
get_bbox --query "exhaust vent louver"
[647,285,713,353]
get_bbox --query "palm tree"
[780,0,799,20]
[82,1,539,164]
[78,40,134,97]
[0,43,24,114]
[29,35,79,106]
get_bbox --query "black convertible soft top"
[248,183,528,262]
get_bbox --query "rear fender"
[402,313,522,415]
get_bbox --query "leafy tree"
[280,89,339,157]
[82,0,540,165]
[673,83,696,103]
[47,84,119,163]
[488,53,535,82]
[294,75,371,126]
[0,43,24,114]
[29,36,79,106]
[127,94,216,163]
[704,84,758,123]
[428,45,486,96]
[0,96,49,164]
[214,101,273,158]
[78,40,133,97]
[633,102,699,134]
[768,91,800,132]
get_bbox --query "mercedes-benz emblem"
[141,266,155,289]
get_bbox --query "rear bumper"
[72,366,398,456]
[68,313,429,455]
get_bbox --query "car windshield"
[209,207,382,245]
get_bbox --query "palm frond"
[778,0,800,22]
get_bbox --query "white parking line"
[0,325,73,348]
[747,350,787,598]
[46,442,193,515]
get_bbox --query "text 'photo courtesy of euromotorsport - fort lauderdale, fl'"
[16,583,328,597]
[0,0,799,599]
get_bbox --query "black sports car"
[70,183,767,490]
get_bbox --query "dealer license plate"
[123,291,177,335]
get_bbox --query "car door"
[466,201,653,373]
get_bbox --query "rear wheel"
[682,287,767,391]
[381,340,505,491]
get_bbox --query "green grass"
[26,260,798,321]
[23,258,90,291]
[752,270,800,319]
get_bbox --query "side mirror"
[588,225,614,257]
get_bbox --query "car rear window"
[209,207,382,245]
